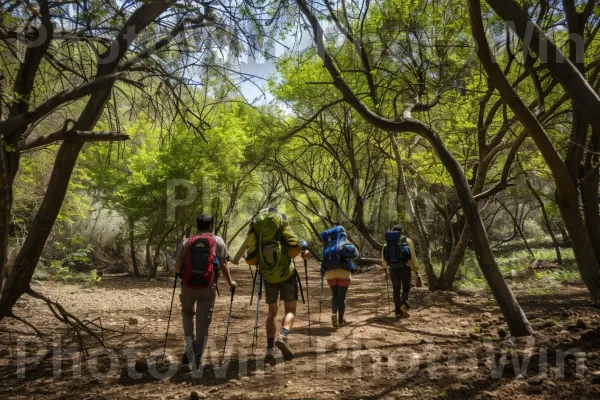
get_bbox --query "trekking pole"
[222,285,236,359]
[319,275,323,324]
[304,259,312,347]
[385,268,391,314]
[163,273,178,359]
[250,266,257,305]
[252,272,262,352]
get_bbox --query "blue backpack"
[321,226,358,271]
[384,231,411,268]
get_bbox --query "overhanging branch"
[19,130,130,151]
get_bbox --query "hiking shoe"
[395,313,402,319]
[400,304,410,318]
[331,314,339,328]
[338,320,351,327]
[265,347,276,359]
[275,336,295,360]
[181,352,190,365]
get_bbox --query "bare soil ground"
[1,259,600,399]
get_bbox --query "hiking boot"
[181,352,190,365]
[275,336,295,360]
[400,304,410,318]
[265,347,276,359]
[338,320,351,327]
[181,345,194,365]
[395,313,402,319]
[331,314,339,328]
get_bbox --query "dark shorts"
[264,274,298,305]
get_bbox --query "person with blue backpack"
[382,225,419,319]
[320,225,359,327]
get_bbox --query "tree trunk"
[581,129,600,263]
[0,3,54,289]
[523,174,562,264]
[128,216,140,276]
[440,225,471,290]
[146,220,160,279]
[498,201,534,258]
[469,0,600,304]
[152,224,176,273]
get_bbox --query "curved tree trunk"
[440,224,471,290]
[297,0,532,336]
[128,215,140,276]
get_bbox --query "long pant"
[389,267,411,314]
[180,283,216,356]
[330,285,349,322]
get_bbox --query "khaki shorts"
[264,274,298,305]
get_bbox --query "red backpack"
[182,233,216,288]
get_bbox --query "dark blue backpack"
[384,231,411,268]
[321,226,358,271]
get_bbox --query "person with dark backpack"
[382,225,419,319]
[320,226,359,327]
[174,215,237,367]
[245,208,309,360]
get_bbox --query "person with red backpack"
[174,215,237,367]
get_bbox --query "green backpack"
[253,208,293,283]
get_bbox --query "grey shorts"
[264,274,298,305]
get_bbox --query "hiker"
[320,226,359,328]
[174,215,237,366]
[245,208,309,360]
[382,225,419,318]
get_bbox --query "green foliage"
[48,260,73,282]
[83,270,102,287]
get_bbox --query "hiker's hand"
[301,250,313,260]
[175,271,182,278]
[229,280,238,288]
[300,240,308,250]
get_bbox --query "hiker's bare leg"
[267,302,278,339]
[282,300,297,331]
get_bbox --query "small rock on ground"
[527,376,544,386]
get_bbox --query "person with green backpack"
[382,225,419,319]
[245,208,309,360]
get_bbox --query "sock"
[267,337,275,349]
[280,328,289,338]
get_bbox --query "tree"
[294,0,532,335]
[0,0,265,319]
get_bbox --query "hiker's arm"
[381,246,388,269]
[220,258,237,288]
[175,261,182,274]
[406,238,419,273]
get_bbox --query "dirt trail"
[1,259,600,399]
